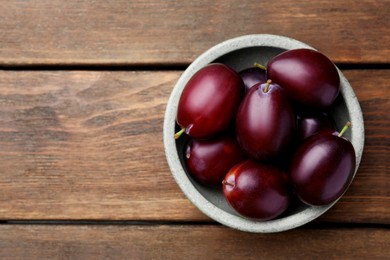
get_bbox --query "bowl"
[163,34,364,233]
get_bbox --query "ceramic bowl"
[163,34,364,233]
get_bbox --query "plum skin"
[297,110,334,140]
[239,67,267,92]
[176,63,244,139]
[185,135,246,187]
[267,48,340,109]
[235,82,296,161]
[222,160,291,221]
[290,133,356,206]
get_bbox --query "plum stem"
[263,79,272,93]
[174,128,186,139]
[338,121,352,137]
[254,62,267,70]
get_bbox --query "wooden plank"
[0,70,388,223]
[0,0,389,65]
[0,225,388,259]
[0,70,207,221]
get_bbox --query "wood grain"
[0,0,389,66]
[0,70,388,223]
[0,225,388,259]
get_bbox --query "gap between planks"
[0,63,389,71]
[0,220,388,230]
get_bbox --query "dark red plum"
[290,122,356,206]
[236,80,296,161]
[239,66,267,92]
[297,110,334,140]
[222,160,291,221]
[267,49,340,109]
[185,135,246,187]
[176,63,244,139]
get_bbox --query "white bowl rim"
[163,34,364,233]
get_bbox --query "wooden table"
[0,1,389,258]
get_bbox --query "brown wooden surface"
[0,0,389,259]
[1,225,389,259]
[0,0,389,66]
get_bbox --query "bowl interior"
[165,35,363,232]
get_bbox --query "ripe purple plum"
[185,134,246,187]
[222,160,291,221]
[239,66,267,92]
[297,110,334,140]
[236,80,296,161]
[176,63,244,139]
[267,49,340,109]
[290,122,356,206]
